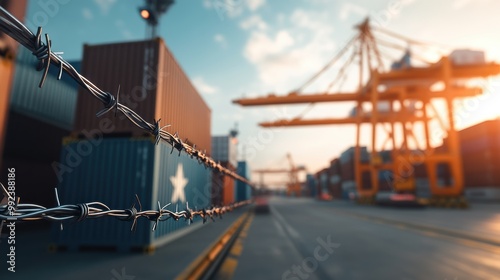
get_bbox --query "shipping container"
[457,120,500,190]
[465,187,500,202]
[0,57,13,166]
[212,161,235,206]
[341,180,356,200]
[0,0,27,55]
[328,159,342,198]
[73,39,211,154]
[235,161,252,202]
[53,137,212,252]
[339,146,369,164]
[212,135,237,167]
[305,174,316,197]
[1,112,70,206]
[9,47,79,130]
[450,49,485,65]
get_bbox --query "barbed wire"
[0,184,251,231]
[0,6,252,186]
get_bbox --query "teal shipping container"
[236,161,252,202]
[52,137,212,252]
[9,47,79,130]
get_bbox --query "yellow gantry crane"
[235,19,500,206]
[253,153,305,197]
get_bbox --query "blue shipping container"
[236,161,252,202]
[9,47,79,130]
[53,137,211,251]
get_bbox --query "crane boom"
[233,87,482,106]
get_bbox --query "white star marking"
[170,163,188,203]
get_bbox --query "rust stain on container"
[74,39,211,154]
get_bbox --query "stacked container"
[53,138,211,252]
[53,39,213,251]
[0,0,27,168]
[328,159,342,198]
[235,161,252,202]
[458,120,500,201]
[0,56,13,167]
[73,39,211,153]
[211,135,238,205]
[2,47,79,206]
[305,174,317,197]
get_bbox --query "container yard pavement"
[0,206,250,280]
[232,197,500,280]
[323,200,500,246]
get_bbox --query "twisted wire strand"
[0,6,252,185]
[0,185,251,231]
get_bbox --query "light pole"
[138,0,174,39]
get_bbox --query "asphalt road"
[1,198,499,279]
[232,197,500,280]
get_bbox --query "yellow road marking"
[175,211,250,280]
[217,257,239,280]
[216,212,255,279]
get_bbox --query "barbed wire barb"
[0,6,253,187]
[0,186,251,229]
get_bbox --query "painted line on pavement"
[215,213,255,280]
[175,210,251,280]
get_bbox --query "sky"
[22,0,500,185]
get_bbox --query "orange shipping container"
[73,39,211,154]
[212,162,236,206]
[0,57,13,165]
[0,0,27,54]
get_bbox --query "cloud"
[244,30,295,63]
[203,0,213,8]
[246,0,265,11]
[453,0,491,9]
[82,8,93,20]
[339,3,368,21]
[240,15,268,30]
[214,34,228,48]
[193,77,219,95]
[202,0,265,19]
[243,9,336,92]
[94,0,117,14]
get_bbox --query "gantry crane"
[234,18,500,206]
[253,153,306,197]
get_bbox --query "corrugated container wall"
[235,161,252,202]
[0,0,27,168]
[211,135,237,167]
[306,174,317,197]
[9,47,79,130]
[212,161,235,206]
[0,0,27,54]
[73,39,211,154]
[53,138,211,251]
[328,159,342,198]
[0,57,13,167]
